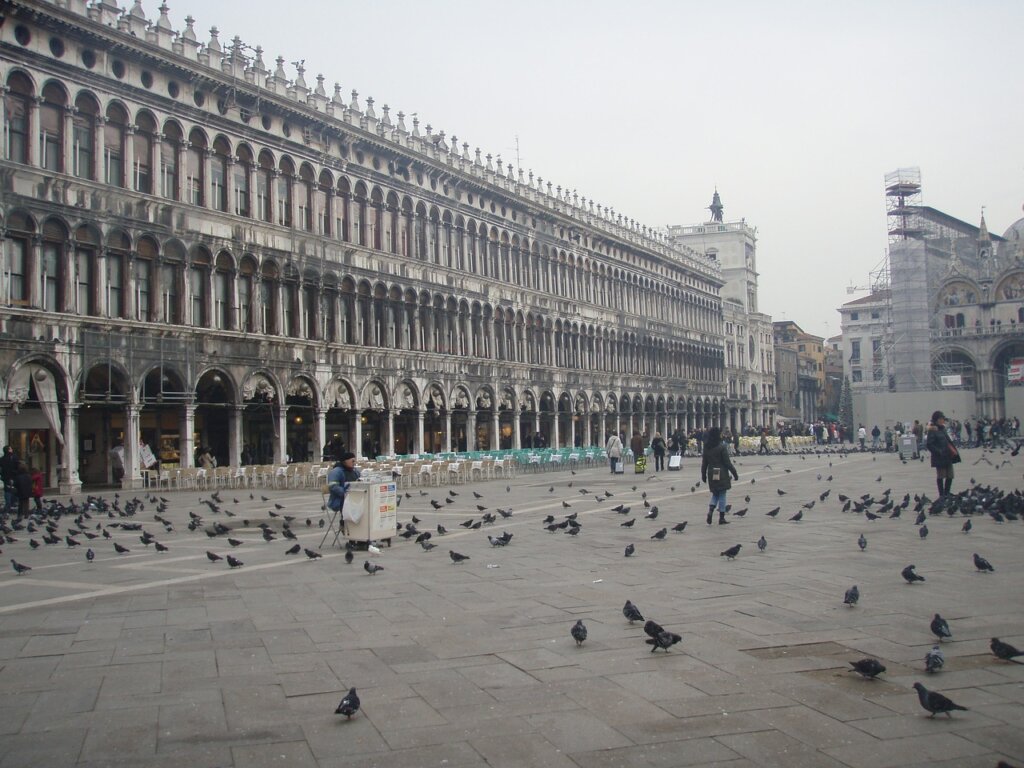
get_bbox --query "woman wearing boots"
[701,426,739,525]
[925,410,959,498]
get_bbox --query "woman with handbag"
[925,410,959,498]
[701,426,739,525]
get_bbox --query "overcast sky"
[158,0,1022,338]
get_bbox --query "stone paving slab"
[0,447,1022,765]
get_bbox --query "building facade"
[666,192,776,432]
[773,320,824,423]
[842,169,1024,423]
[0,0,728,491]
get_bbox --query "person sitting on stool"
[327,451,361,529]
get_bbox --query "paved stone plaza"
[0,447,1021,768]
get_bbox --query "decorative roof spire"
[708,189,724,223]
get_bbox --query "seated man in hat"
[327,451,361,513]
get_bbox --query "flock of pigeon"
[3,441,1023,743]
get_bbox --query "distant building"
[773,320,825,423]
[667,192,776,432]
[840,168,1024,425]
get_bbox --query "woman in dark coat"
[925,410,958,498]
[701,427,739,525]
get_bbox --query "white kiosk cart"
[343,477,398,548]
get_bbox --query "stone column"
[416,410,425,455]
[59,404,82,494]
[181,403,195,468]
[533,412,540,446]
[231,405,243,468]
[316,408,328,462]
[353,415,363,460]
[124,125,135,189]
[123,404,142,489]
[491,411,499,451]
[386,410,395,457]
[552,414,560,449]
[513,411,521,449]
[444,412,452,453]
[466,411,476,451]
[276,406,287,464]
[569,416,576,449]
[62,107,74,175]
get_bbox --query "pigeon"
[227,538,243,547]
[912,682,967,717]
[720,544,742,559]
[777,489,786,496]
[646,628,682,653]
[620,518,635,528]
[624,543,635,557]
[901,564,925,583]
[849,658,886,679]
[285,543,301,555]
[930,614,952,642]
[990,637,1024,662]
[644,507,658,520]
[335,687,360,718]
[449,550,470,564]
[420,540,436,551]
[919,524,929,539]
[154,541,169,553]
[650,528,667,541]
[961,519,972,533]
[925,645,945,673]
[766,507,780,517]
[206,551,223,562]
[86,547,95,562]
[226,555,243,568]
[344,548,354,564]
[570,620,587,647]
[113,542,130,554]
[671,522,687,533]
[436,524,447,535]
[304,548,323,560]
[10,559,30,575]
[789,510,803,522]
[844,585,860,606]
[757,535,767,552]
[622,600,644,623]
[973,553,994,572]
[857,534,867,551]
[363,560,383,575]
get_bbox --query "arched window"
[297,165,314,231]
[257,151,273,222]
[161,242,184,325]
[40,220,67,312]
[210,136,230,212]
[303,280,318,339]
[5,212,33,304]
[261,262,278,333]
[214,252,234,330]
[234,146,252,217]
[186,129,206,206]
[336,178,350,242]
[133,112,156,194]
[276,158,294,227]
[352,183,366,245]
[135,236,156,321]
[282,267,298,336]
[5,72,32,164]
[103,103,127,187]
[39,83,66,173]
[238,257,256,332]
[73,93,98,180]
[74,226,98,315]
[160,121,181,199]
[106,230,129,319]
[317,171,332,236]
[190,248,210,327]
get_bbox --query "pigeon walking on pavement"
[335,687,360,718]
[931,614,952,642]
[849,658,886,679]
[925,645,945,673]
[973,553,994,572]
[912,682,967,717]
[901,564,925,583]
[623,600,644,623]
[990,638,1024,662]
[844,585,860,606]
[570,620,587,647]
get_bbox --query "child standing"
[30,467,44,512]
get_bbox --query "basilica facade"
[0,0,726,491]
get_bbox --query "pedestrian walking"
[605,433,623,473]
[701,427,739,526]
[650,432,666,472]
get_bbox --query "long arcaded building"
[0,0,725,491]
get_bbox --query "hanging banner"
[1008,358,1024,384]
